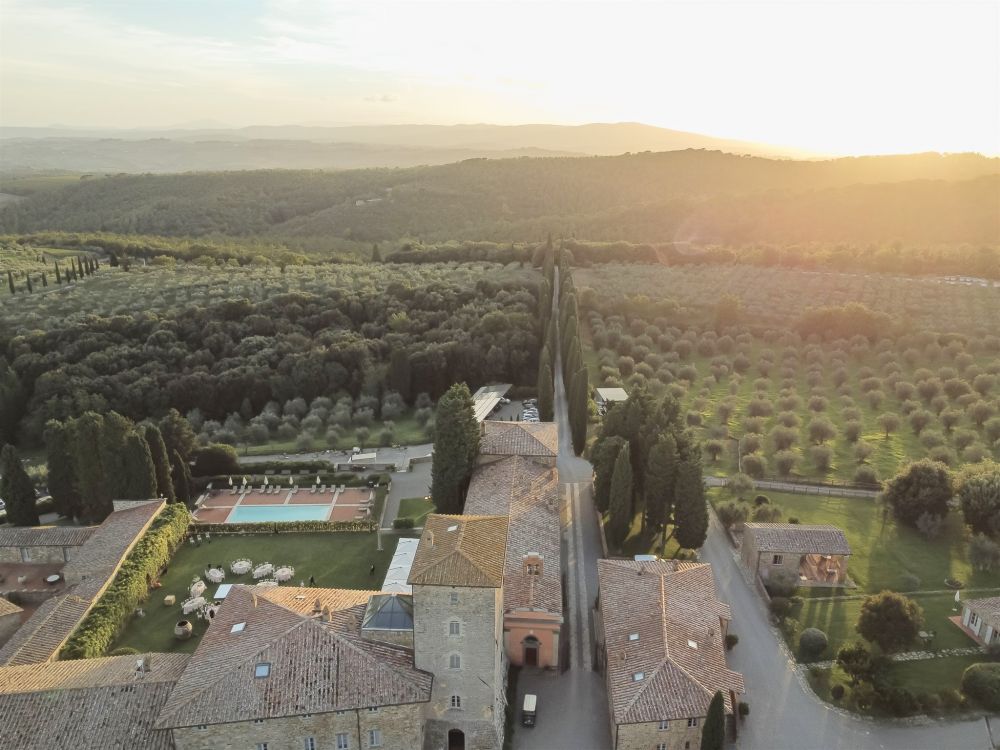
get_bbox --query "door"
[447,729,465,750]
[524,636,539,667]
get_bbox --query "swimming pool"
[226,504,332,523]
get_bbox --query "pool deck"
[193,486,375,524]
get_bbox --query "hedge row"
[190,519,376,535]
[192,472,385,492]
[60,503,191,660]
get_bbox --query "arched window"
[450,694,463,709]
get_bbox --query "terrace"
[192,484,376,524]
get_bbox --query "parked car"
[522,694,537,727]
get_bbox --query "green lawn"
[710,488,996,593]
[397,497,435,526]
[112,532,392,655]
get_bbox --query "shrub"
[938,688,964,711]
[752,504,783,523]
[192,443,240,476]
[393,517,415,529]
[61,504,191,659]
[799,628,829,660]
[753,494,771,506]
[970,534,1000,572]
[727,473,755,499]
[880,686,919,717]
[109,646,139,656]
[715,502,748,532]
[766,568,799,598]
[769,596,792,618]
[740,453,766,479]
[773,450,798,476]
[831,684,845,700]
[725,633,739,651]
[738,701,750,718]
[853,465,880,487]
[857,591,924,653]
[810,445,834,473]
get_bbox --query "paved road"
[700,513,995,749]
[514,267,612,750]
[240,444,433,468]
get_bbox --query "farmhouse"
[741,523,851,587]
[955,596,1000,646]
[597,558,744,750]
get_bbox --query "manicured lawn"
[710,488,996,593]
[397,497,435,526]
[112,531,391,655]
[797,590,1000,658]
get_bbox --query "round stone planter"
[174,620,194,640]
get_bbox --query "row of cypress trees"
[5,255,97,295]
[557,252,589,455]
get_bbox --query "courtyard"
[112,531,392,655]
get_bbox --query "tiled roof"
[0,592,91,666]
[61,500,164,588]
[0,598,21,618]
[465,456,562,615]
[966,596,1000,624]
[0,526,95,547]
[156,586,432,729]
[743,523,850,555]
[407,515,507,588]
[480,421,558,457]
[598,559,744,724]
[0,653,187,750]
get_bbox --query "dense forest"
[2,150,997,245]
[0,263,541,446]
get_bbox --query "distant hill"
[0,121,822,173]
[1,149,997,245]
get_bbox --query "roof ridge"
[332,630,426,690]
[157,595,310,723]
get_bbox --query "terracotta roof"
[0,526,95,547]
[966,596,1000,625]
[465,456,562,615]
[407,515,507,588]
[598,559,744,724]
[0,592,91,666]
[157,586,432,729]
[480,421,558,457]
[0,598,21,618]
[743,523,851,556]
[61,500,165,588]
[0,653,187,750]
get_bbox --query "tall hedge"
[61,503,191,660]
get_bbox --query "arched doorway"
[447,728,465,750]
[523,635,540,667]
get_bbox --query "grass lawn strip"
[397,497,435,527]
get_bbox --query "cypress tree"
[44,420,82,519]
[171,449,192,506]
[41,272,47,287]
[430,383,480,514]
[123,432,157,499]
[645,433,678,542]
[592,435,627,513]
[160,408,197,461]
[100,411,132,499]
[0,444,40,526]
[8,270,15,294]
[674,457,709,550]
[144,424,175,502]
[70,412,113,522]
[25,274,33,293]
[55,263,62,283]
[607,442,634,550]
[700,691,726,750]
[372,243,381,262]
[569,366,589,455]
[0,358,25,446]
[537,349,554,422]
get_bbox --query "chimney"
[426,530,435,547]
[321,605,332,622]
[313,598,323,615]
[251,592,258,608]
[523,553,543,576]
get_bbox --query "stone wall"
[172,703,425,750]
[614,718,705,750]
[360,627,413,648]
[412,584,503,750]
[0,546,68,564]
[0,611,20,648]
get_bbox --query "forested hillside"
[2,151,997,245]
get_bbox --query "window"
[449,620,461,636]
[368,729,382,747]
[336,733,349,750]
[449,654,461,669]
[256,744,268,750]
[632,672,644,682]
[253,719,265,725]
[450,695,462,709]
[335,710,347,716]
[658,719,669,730]
[970,612,980,628]
[450,592,459,604]
[687,717,699,728]
[367,706,379,713]
[304,739,316,750]
[628,633,639,642]
[772,554,783,565]
[195,725,208,731]
[231,622,246,633]
[254,662,271,678]
[685,743,691,750]
[526,563,540,575]
[657,744,667,750]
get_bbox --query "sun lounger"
[310,486,317,494]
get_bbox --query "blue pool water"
[226,504,331,523]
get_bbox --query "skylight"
[632,672,644,681]
[688,640,698,649]
[231,622,246,633]
[254,662,271,678]
[447,524,459,532]
[628,633,639,642]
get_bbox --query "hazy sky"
[1,0,998,155]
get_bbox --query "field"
[578,266,1000,485]
[396,497,435,526]
[112,531,392,655]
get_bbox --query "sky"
[1,0,998,155]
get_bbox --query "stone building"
[597,559,744,750]
[157,585,433,750]
[0,598,22,648]
[741,523,851,587]
[408,514,509,750]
